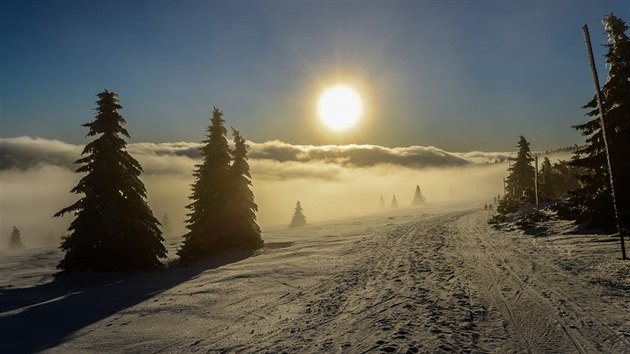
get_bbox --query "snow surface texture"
[1,203,628,353]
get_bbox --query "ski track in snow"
[1,205,628,353]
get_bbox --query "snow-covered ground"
[1,203,628,353]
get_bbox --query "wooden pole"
[506,159,511,198]
[582,25,626,260]
[535,155,539,210]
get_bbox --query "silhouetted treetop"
[179,107,233,262]
[224,128,263,249]
[55,90,166,272]
[179,109,263,262]
[505,136,535,200]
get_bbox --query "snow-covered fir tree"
[289,201,307,228]
[391,195,398,208]
[412,185,426,205]
[379,195,386,210]
[8,226,24,250]
[568,13,630,228]
[55,90,166,272]
[179,107,233,262]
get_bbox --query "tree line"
[289,185,427,229]
[497,135,580,215]
[378,185,427,211]
[496,14,629,233]
[54,91,262,273]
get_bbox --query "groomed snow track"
[2,207,628,353]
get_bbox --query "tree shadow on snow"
[0,250,254,353]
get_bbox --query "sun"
[318,86,363,131]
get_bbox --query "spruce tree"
[505,136,535,200]
[379,195,386,210]
[8,226,24,250]
[538,157,556,201]
[391,195,398,208]
[569,14,630,228]
[179,107,232,262]
[224,128,263,249]
[537,159,578,201]
[289,201,307,228]
[412,185,426,205]
[553,161,580,197]
[55,90,166,272]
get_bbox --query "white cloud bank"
[0,136,511,173]
[0,136,513,249]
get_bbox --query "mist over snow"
[1,136,527,249]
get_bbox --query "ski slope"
[1,203,628,353]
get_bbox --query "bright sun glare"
[318,86,362,131]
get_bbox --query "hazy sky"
[1,0,628,151]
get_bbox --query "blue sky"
[1,0,628,151]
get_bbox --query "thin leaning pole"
[582,25,626,260]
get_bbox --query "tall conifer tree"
[569,14,630,228]
[553,161,580,197]
[538,157,556,201]
[505,136,535,199]
[224,128,263,249]
[179,107,232,262]
[55,90,166,272]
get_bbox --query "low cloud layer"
[1,137,510,174]
[248,141,490,169]
[1,136,516,249]
[0,137,82,170]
